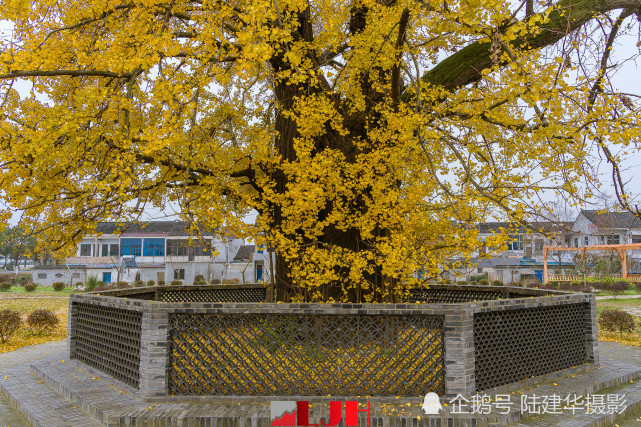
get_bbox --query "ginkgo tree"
[0,0,640,302]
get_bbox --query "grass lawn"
[596,297,641,313]
[596,298,641,347]
[594,288,641,297]
[1,285,76,296]
[0,289,70,354]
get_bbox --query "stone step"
[30,358,145,426]
[513,376,641,426]
[0,365,101,427]
[9,354,641,427]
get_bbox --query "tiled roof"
[233,245,256,261]
[490,257,525,267]
[478,221,572,234]
[93,221,215,237]
[581,210,641,230]
[477,222,511,234]
[477,258,494,268]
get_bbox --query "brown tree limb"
[391,8,411,109]
[419,0,641,92]
[587,9,632,108]
[0,70,133,79]
[582,9,641,217]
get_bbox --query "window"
[167,240,188,256]
[584,236,589,246]
[194,244,209,256]
[55,273,63,278]
[478,268,483,273]
[506,235,522,251]
[257,245,264,254]
[167,240,208,256]
[72,272,81,278]
[601,236,605,244]
[574,238,578,247]
[80,243,92,257]
[120,238,142,256]
[37,273,46,279]
[607,234,620,245]
[633,237,641,244]
[173,269,185,280]
[535,239,544,252]
[143,238,165,256]
[101,244,119,257]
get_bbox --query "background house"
[32,222,274,286]
[446,210,641,284]
[572,210,641,246]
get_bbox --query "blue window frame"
[120,238,142,256]
[144,238,165,256]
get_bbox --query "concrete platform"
[1,341,641,426]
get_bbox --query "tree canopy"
[0,226,38,268]
[0,0,640,301]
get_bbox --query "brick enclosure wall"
[68,285,598,399]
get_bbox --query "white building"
[444,210,641,284]
[33,222,274,286]
[571,210,641,247]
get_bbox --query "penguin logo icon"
[421,392,442,415]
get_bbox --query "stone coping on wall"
[86,283,567,298]
[70,284,591,314]
[85,283,267,297]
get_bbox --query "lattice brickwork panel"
[169,314,444,396]
[72,303,142,388]
[408,288,502,303]
[474,303,588,391]
[160,287,266,303]
[127,291,156,301]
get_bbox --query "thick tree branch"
[420,0,640,92]
[587,9,632,108]
[391,8,411,108]
[0,70,133,79]
[585,9,640,217]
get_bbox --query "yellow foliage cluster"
[0,0,638,301]
[598,330,641,348]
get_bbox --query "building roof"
[581,210,641,230]
[93,221,215,237]
[490,256,522,267]
[233,245,255,261]
[477,258,494,268]
[478,221,572,234]
[478,222,515,234]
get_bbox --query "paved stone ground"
[0,340,67,373]
[0,340,68,427]
[1,339,641,426]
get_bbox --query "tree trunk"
[267,5,405,303]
